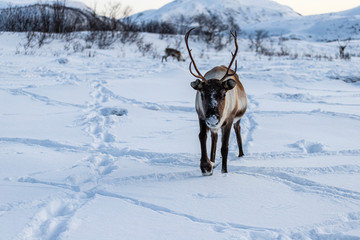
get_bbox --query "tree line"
[0,1,240,36]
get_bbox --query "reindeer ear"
[222,79,236,91]
[191,79,204,90]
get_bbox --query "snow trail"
[1,33,360,239]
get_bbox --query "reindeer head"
[186,28,238,128]
[191,77,236,128]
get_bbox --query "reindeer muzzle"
[205,115,219,128]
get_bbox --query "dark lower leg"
[221,124,232,173]
[210,132,218,164]
[233,120,244,157]
[199,119,212,174]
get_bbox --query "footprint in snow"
[288,139,327,153]
[56,58,69,64]
[100,107,128,117]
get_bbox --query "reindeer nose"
[205,115,219,128]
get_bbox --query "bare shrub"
[86,2,140,47]
[102,1,122,32]
[118,30,140,44]
[136,37,152,56]
[141,20,176,35]
[25,31,37,50]
[85,31,115,49]
[72,41,85,52]
[290,53,299,60]
[249,30,270,54]
[192,11,229,49]
[87,50,96,57]
[21,31,52,53]
[277,46,290,56]
[135,37,159,58]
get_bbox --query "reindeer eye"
[216,92,226,100]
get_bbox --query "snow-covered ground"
[1,32,360,239]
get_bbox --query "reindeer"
[185,28,247,175]
[338,38,351,60]
[162,48,185,62]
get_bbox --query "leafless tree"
[102,1,122,32]
[191,11,238,50]
[249,30,269,54]
[52,0,66,33]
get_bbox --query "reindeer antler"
[345,37,351,47]
[220,31,238,81]
[338,37,351,48]
[185,28,207,81]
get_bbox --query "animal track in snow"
[17,196,89,240]
[235,166,360,202]
[289,139,327,153]
[100,107,128,117]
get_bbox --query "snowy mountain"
[334,5,360,16]
[130,0,360,40]
[131,0,300,25]
[247,5,360,40]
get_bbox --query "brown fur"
[192,66,247,174]
[162,48,185,62]
[186,29,247,175]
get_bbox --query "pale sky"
[81,0,360,16]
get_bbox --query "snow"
[334,6,360,17]
[1,32,360,239]
[129,0,360,41]
[242,3,360,41]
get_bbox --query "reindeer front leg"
[210,131,218,164]
[199,119,212,175]
[221,122,233,173]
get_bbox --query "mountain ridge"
[131,0,360,40]
[131,0,301,25]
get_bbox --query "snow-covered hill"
[131,0,360,41]
[0,0,89,10]
[334,5,360,16]
[247,5,360,41]
[0,0,111,32]
[131,0,300,25]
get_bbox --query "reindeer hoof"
[202,170,213,176]
[238,153,244,158]
[200,162,213,176]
